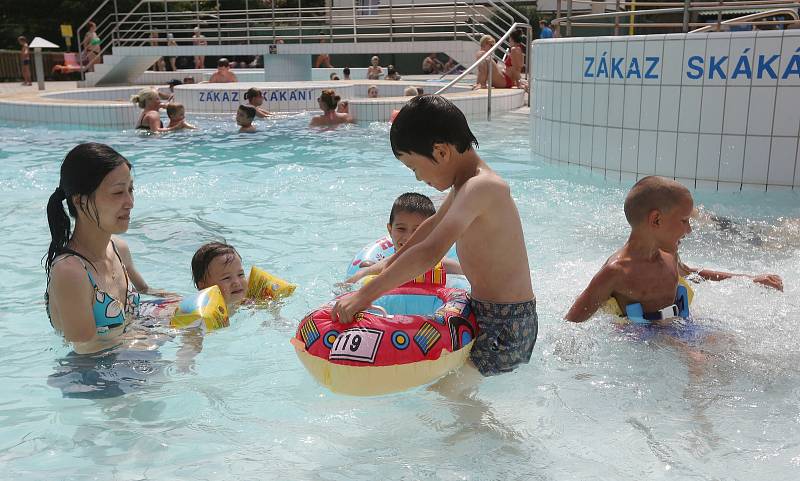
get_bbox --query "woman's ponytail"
[45,187,71,279]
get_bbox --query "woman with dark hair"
[310,89,353,127]
[44,143,164,354]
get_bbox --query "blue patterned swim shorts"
[469,297,538,376]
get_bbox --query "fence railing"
[550,0,800,36]
[76,0,530,81]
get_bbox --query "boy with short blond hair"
[566,176,694,323]
[332,95,537,376]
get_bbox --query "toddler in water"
[166,103,196,130]
[237,105,257,133]
[347,192,462,283]
[192,242,247,311]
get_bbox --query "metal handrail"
[690,7,799,31]
[436,22,531,121]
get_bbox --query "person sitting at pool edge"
[243,87,271,118]
[346,192,463,283]
[237,105,257,133]
[208,58,238,83]
[166,103,196,130]
[310,89,354,127]
[332,95,538,377]
[191,242,248,312]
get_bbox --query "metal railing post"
[328,1,333,42]
[272,2,276,43]
[412,0,415,42]
[245,0,251,44]
[164,0,169,35]
[717,0,723,32]
[216,0,221,45]
[487,58,492,121]
[567,0,573,37]
[147,0,152,33]
[352,1,358,43]
[113,0,119,46]
[615,0,620,36]
[389,0,394,41]
[682,0,690,32]
[526,24,531,107]
[556,0,562,38]
[454,0,458,40]
[299,0,303,44]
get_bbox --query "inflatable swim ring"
[292,272,477,396]
[346,236,468,290]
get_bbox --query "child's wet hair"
[191,242,242,288]
[166,103,184,118]
[624,176,692,226]
[243,87,262,101]
[238,104,256,121]
[318,89,340,111]
[389,192,435,224]
[389,94,478,160]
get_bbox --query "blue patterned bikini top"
[48,241,140,333]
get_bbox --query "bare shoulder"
[111,235,133,261]
[49,256,90,287]
[462,169,510,197]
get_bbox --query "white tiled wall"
[531,30,800,190]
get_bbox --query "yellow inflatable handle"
[170,285,229,331]
[246,266,297,300]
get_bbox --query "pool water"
[1,112,799,480]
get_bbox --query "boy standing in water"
[333,95,537,376]
[566,176,695,323]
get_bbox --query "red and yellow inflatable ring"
[291,283,477,396]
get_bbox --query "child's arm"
[255,107,270,118]
[565,264,619,323]
[181,120,197,129]
[345,257,389,283]
[442,257,463,275]
[678,258,783,291]
[332,179,491,323]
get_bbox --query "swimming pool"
[1,112,798,479]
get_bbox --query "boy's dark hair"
[243,87,262,101]
[238,104,256,120]
[389,192,435,224]
[165,103,184,117]
[218,57,230,68]
[191,242,242,288]
[168,79,182,88]
[343,67,351,75]
[390,95,478,160]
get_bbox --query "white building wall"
[530,30,800,191]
